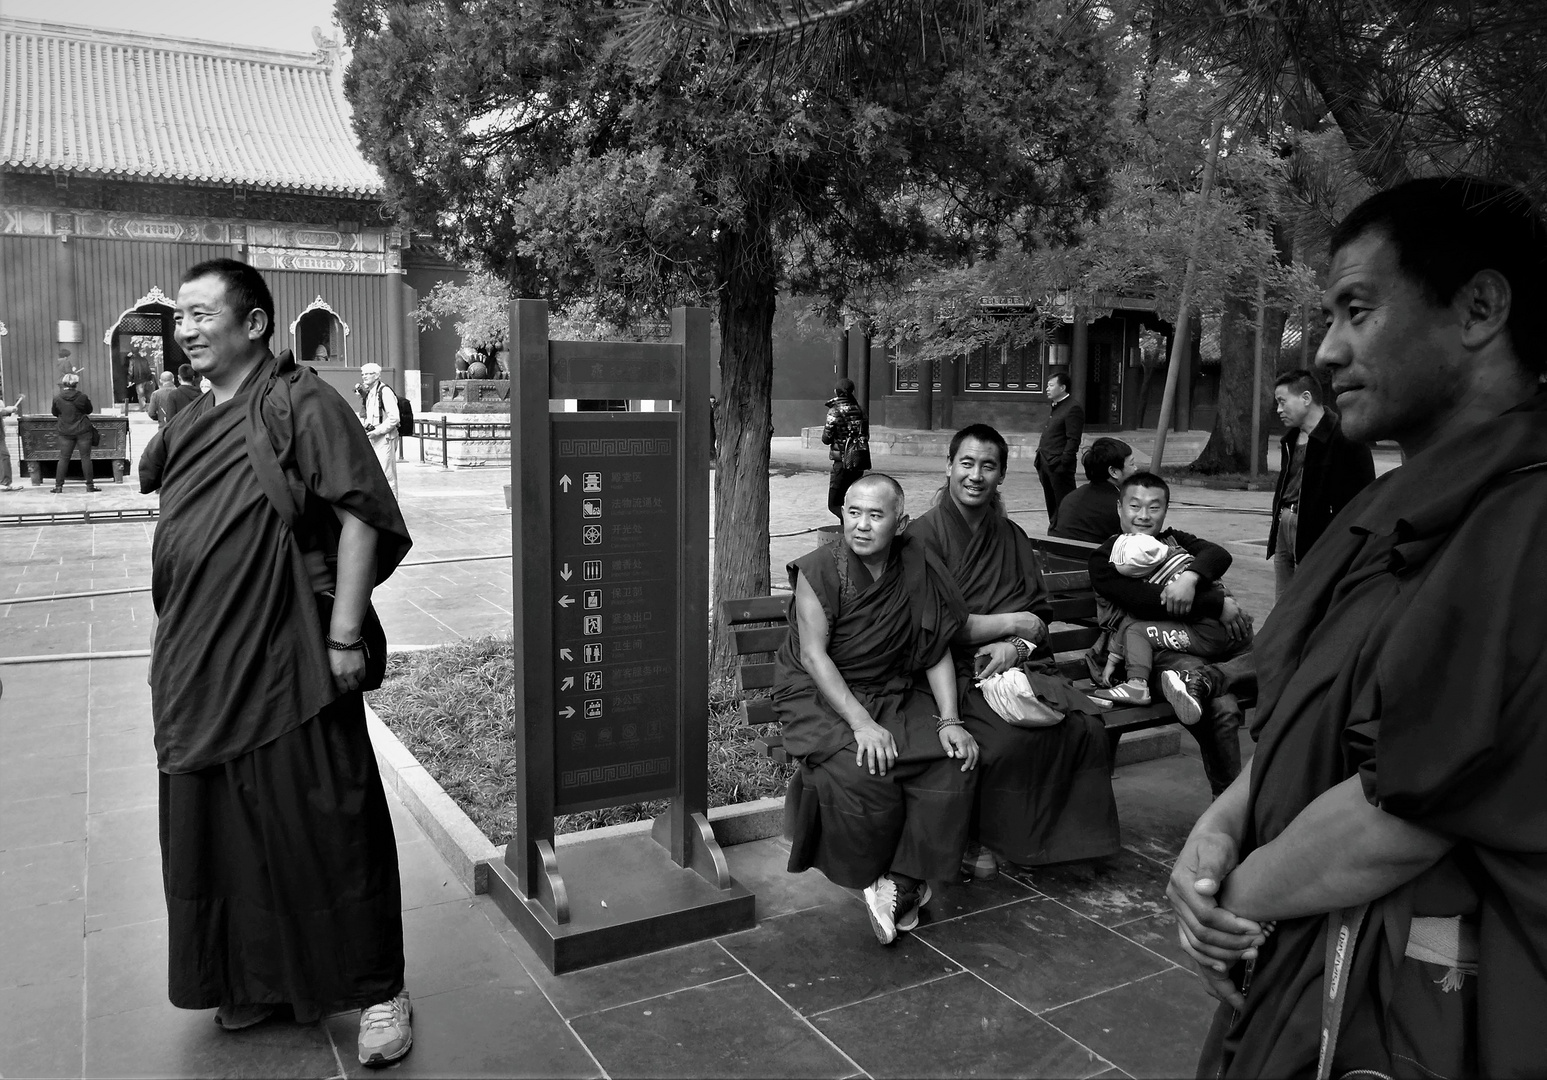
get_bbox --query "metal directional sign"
[550,416,680,813]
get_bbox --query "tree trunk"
[1191,293,1285,474]
[711,222,778,685]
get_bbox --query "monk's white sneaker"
[863,875,900,944]
[358,989,412,1068]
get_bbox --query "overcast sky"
[5,0,340,52]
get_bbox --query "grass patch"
[369,635,793,846]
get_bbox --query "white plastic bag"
[975,668,1065,728]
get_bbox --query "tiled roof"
[0,18,382,197]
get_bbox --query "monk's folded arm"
[1219,775,1452,923]
[794,573,872,729]
[331,507,380,642]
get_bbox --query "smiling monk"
[774,473,976,946]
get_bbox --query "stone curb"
[365,703,786,896]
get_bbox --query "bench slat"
[739,663,778,692]
[733,626,788,656]
[1047,626,1102,652]
[1046,596,1098,622]
[742,698,777,727]
[720,595,790,625]
[1042,570,1090,593]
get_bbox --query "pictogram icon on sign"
[583,615,602,635]
[583,499,601,518]
[584,699,604,719]
[583,671,603,691]
[584,644,603,663]
[583,525,602,546]
[583,590,601,610]
[583,560,602,581]
[583,472,601,492]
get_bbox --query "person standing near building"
[359,363,401,499]
[140,259,415,1066]
[1035,371,1083,524]
[821,378,870,519]
[51,373,96,493]
[0,392,24,492]
[1265,369,1376,598]
[1049,437,1136,543]
[146,372,178,427]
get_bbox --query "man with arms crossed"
[1035,371,1083,524]
[1169,178,1547,1077]
[141,259,416,1067]
[911,425,1119,878]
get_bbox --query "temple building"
[0,17,463,415]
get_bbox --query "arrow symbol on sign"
[560,677,575,691]
[559,563,572,581]
[557,594,575,609]
[558,707,576,719]
[559,475,573,492]
[559,648,574,662]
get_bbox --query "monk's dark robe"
[1200,392,1547,1079]
[141,351,412,1018]
[910,498,1120,866]
[774,534,971,889]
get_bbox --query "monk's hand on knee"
[939,725,978,771]
[1167,830,1264,974]
[974,641,1019,679]
[853,721,897,776]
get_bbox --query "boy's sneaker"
[358,989,412,1067]
[862,875,901,944]
[961,843,1000,880]
[1093,679,1151,706]
[895,881,933,933]
[1161,668,1215,726]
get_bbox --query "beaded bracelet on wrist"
[326,635,366,652]
[933,714,964,731]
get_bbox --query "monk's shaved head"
[846,473,905,516]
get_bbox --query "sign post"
[489,300,754,973]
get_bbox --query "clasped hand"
[1166,830,1269,1010]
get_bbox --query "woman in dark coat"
[51,373,97,493]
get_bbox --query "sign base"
[488,828,756,974]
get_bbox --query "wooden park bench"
[17,414,133,485]
[721,533,1253,767]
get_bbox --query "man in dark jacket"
[1265,370,1375,598]
[1035,371,1083,524]
[821,379,870,518]
[50,373,96,493]
[1049,437,1135,543]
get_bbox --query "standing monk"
[140,259,416,1067]
[1168,178,1547,1077]
[1035,371,1083,524]
[911,424,1119,877]
[775,473,977,945]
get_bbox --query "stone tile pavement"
[1,421,1270,1078]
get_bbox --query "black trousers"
[1036,462,1076,524]
[54,432,94,489]
[828,464,867,518]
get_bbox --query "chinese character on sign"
[582,472,601,492]
[583,644,603,663]
[584,699,603,719]
[583,525,602,546]
[582,499,601,519]
[583,615,602,636]
[583,560,602,581]
[584,671,604,691]
[583,589,602,610]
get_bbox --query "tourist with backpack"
[358,363,401,498]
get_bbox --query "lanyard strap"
[1316,903,1370,1080]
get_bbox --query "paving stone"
[87,728,158,770]
[400,897,534,999]
[916,869,1040,927]
[722,837,856,921]
[812,969,1107,1079]
[1110,912,1192,970]
[0,791,87,849]
[0,722,87,761]
[0,897,84,986]
[87,764,159,814]
[84,853,167,932]
[915,898,1171,1014]
[569,972,853,1079]
[395,838,472,911]
[500,930,741,1021]
[84,918,168,1019]
[0,975,84,1078]
[1006,848,1173,928]
[719,900,961,1016]
[325,981,600,1078]
[1041,967,1219,1079]
[86,804,161,864]
[0,750,88,802]
[0,840,86,911]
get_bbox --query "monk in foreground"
[774,473,977,945]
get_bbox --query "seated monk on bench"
[774,473,978,945]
